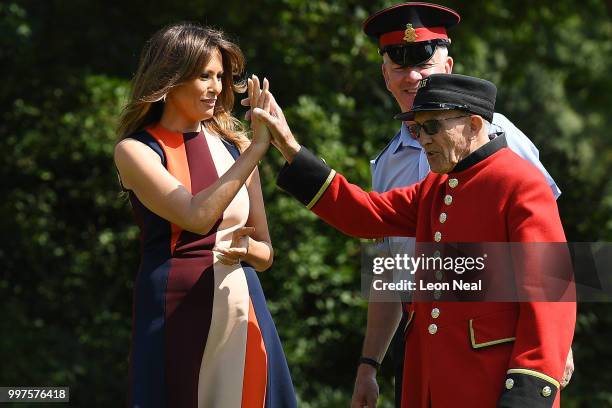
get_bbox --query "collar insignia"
[418,78,429,89]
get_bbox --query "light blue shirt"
[370,112,561,259]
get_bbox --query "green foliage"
[2,0,612,406]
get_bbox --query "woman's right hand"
[245,75,300,163]
[247,75,272,149]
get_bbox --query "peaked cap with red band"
[363,2,460,48]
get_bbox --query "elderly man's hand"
[561,347,574,389]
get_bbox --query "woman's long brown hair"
[117,22,248,150]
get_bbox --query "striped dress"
[126,124,296,408]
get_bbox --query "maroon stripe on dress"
[184,131,220,194]
[165,256,216,407]
[164,132,220,407]
[174,131,222,254]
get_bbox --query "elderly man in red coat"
[251,73,575,408]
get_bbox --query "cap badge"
[403,24,418,42]
[418,78,429,89]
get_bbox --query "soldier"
[251,72,575,408]
[357,3,571,407]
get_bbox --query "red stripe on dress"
[241,297,268,408]
[146,124,192,254]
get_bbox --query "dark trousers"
[392,309,409,408]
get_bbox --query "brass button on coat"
[434,231,442,242]
[448,178,459,188]
[505,378,514,390]
[431,308,440,319]
[428,324,438,334]
[435,270,444,281]
[444,195,453,205]
[541,386,552,397]
[439,212,447,223]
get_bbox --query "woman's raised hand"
[244,75,301,162]
[247,75,272,148]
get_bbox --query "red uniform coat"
[277,137,575,408]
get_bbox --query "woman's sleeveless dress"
[126,124,296,408]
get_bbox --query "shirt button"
[428,323,438,334]
[431,308,440,319]
[444,195,453,205]
[439,212,447,223]
[541,386,552,397]
[435,270,444,281]
[505,378,514,390]
[448,178,459,188]
[434,231,442,242]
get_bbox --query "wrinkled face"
[382,47,453,113]
[166,48,224,124]
[414,110,472,174]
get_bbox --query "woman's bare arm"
[114,137,269,235]
[242,167,274,271]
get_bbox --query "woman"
[114,22,296,407]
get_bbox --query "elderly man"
[252,73,575,408]
[360,3,570,407]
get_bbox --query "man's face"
[382,47,453,113]
[413,110,472,174]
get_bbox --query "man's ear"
[445,56,454,74]
[381,61,391,92]
[470,115,485,134]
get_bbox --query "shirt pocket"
[469,308,518,349]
